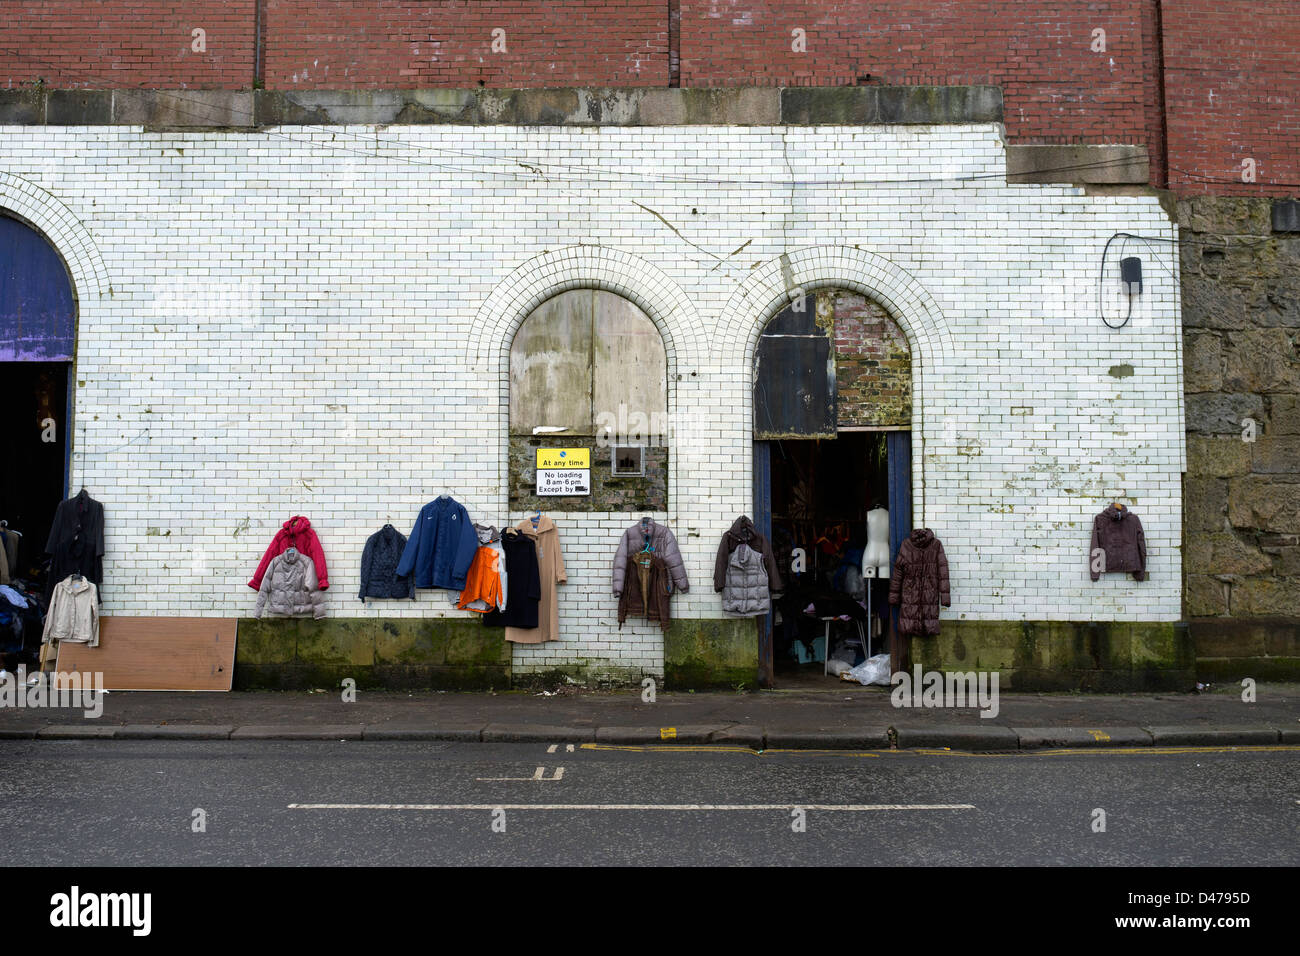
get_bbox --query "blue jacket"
[396,496,479,590]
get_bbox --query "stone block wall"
[1180,196,1300,677]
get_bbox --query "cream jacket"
[42,575,100,646]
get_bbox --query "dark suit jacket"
[44,489,105,600]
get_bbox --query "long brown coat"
[888,528,951,636]
[506,515,566,644]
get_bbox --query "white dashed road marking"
[475,766,565,781]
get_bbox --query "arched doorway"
[752,288,913,686]
[0,212,76,594]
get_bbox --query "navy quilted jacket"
[359,525,415,600]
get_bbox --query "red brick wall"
[2,1,1297,197]
[679,0,1153,145]
[262,0,669,88]
[0,1,254,90]
[1163,0,1300,196]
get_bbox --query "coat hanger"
[531,510,541,529]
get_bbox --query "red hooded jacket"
[248,516,329,591]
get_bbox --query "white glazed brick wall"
[0,122,1184,678]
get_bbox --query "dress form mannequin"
[863,506,890,579]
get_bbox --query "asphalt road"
[2,740,1296,866]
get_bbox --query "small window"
[611,445,645,477]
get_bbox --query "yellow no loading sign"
[536,448,590,469]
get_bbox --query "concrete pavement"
[2,681,1297,751]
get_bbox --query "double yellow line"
[580,743,1300,758]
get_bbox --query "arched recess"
[467,246,705,519]
[0,172,109,305]
[714,245,956,521]
[0,175,107,574]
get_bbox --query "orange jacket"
[457,546,503,613]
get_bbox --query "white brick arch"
[714,245,957,521]
[466,244,705,519]
[0,172,109,304]
[466,244,705,369]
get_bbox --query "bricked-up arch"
[716,246,956,520]
[468,245,705,518]
[753,288,912,439]
[0,173,109,307]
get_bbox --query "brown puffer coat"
[888,528,950,636]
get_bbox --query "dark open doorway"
[751,287,914,688]
[0,362,68,586]
[768,433,890,685]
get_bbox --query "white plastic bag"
[845,653,892,686]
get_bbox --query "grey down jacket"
[722,543,770,616]
[612,519,689,595]
[256,549,326,619]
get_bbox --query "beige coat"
[42,575,100,647]
[506,516,566,644]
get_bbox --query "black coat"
[483,528,540,629]
[359,524,415,600]
[44,490,104,601]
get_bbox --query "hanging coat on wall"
[720,543,771,616]
[612,518,688,595]
[44,490,105,602]
[255,549,326,619]
[396,495,479,591]
[713,515,783,594]
[42,575,100,647]
[888,528,951,637]
[458,525,507,613]
[248,515,329,592]
[1089,504,1147,581]
[359,524,415,600]
[617,550,673,629]
[507,516,566,644]
[484,528,539,630]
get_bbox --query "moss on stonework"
[910,620,1195,691]
[664,618,758,689]
[234,617,510,689]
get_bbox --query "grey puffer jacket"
[612,519,689,596]
[722,543,770,616]
[256,549,325,619]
